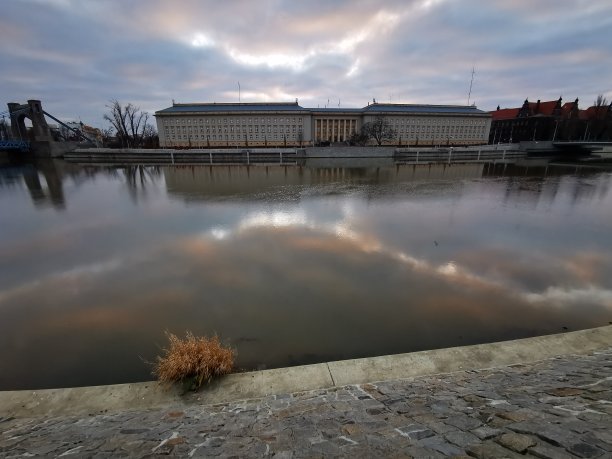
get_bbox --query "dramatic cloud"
[1,0,611,128]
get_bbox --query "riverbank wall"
[64,144,525,165]
[1,325,610,418]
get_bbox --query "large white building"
[155,101,491,148]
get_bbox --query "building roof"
[491,108,519,121]
[581,105,610,120]
[363,103,489,115]
[309,108,363,114]
[156,102,308,114]
[491,98,566,121]
[156,102,489,116]
[528,100,558,116]
[562,101,577,116]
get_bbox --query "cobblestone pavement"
[1,349,612,458]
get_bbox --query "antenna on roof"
[238,82,241,103]
[172,99,175,105]
[467,66,475,106]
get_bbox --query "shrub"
[154,331,234,390]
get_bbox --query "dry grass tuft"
[154,331,234,390]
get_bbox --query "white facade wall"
[361,114,490,146]
[157,112,310,148]
[156,104,491,148]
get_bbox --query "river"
[0,160,611,389]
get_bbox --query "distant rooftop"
[156,102,489,115]
[363,103,488,114]
[156,102,308,114]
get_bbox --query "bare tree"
[361,115,396,146]
[348,130,369,146]
[103,100,152,148]
[101,127,114,147]
[594,94,608,109]
[142,124,159,148]
[591,94,612,140]
[0,118,9,140]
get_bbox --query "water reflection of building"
[481,162,612,210]
[161,162,612,211]
[162,164,489,200]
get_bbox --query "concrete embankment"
[64,145,526,165]
[1,325,610,418]
[64,148,301,165]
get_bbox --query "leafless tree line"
[103,100,158,148]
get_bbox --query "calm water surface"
[1,160,611,389]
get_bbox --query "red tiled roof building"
[489,97,612,143]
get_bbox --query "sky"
[1,0,611,129]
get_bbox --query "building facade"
[155,101,491,148]
[489,97,612,143]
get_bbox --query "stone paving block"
[546,387,585,397]
[577,411,609,423]
[307,439,342,456]
[24,442,66,456]
[587,430,612,451]
[528,443,575,459]
[471,425,502,440]
[403,445,446,458]
[444,430,480,448]
[361,432,399,455]
[461,394,489,407]
[417,435,465,456]
[443,413,482,431]
[395,423,436,441]
[504,407,549,421]
[411,413,458,434]
[508,420,580,448]
[550,419,593,435]
[566,441,605,458]
[466,440,525,458]
[495,432,536,453]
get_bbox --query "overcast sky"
[1,0,611,129]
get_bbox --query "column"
[332,119,336,142]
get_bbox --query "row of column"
[315,119,357,143]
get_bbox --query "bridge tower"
[7,100,52,141]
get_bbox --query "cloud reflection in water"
[1,165,612,390]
